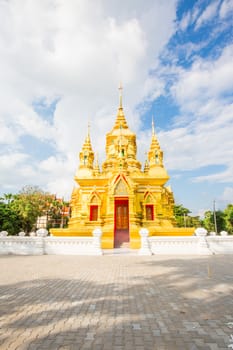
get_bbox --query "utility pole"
[213,200,218,234]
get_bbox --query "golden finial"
[88,120,90,137]
[118,82,123,108]
[152,116,155,136]
[84,120,92,147]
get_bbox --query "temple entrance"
[114,198,129,248]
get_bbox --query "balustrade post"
[138,228,152,255]
[195,228,212,255]
[220,231,228,236]
[92,228,103,255]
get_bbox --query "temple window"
[146,205,154,220]
[90,205,98,221]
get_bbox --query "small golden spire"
[118,82,123,108]
[144,159,149,173]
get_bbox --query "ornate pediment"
[114,179,128,195]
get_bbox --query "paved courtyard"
[0,254,232,350]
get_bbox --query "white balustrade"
[148,236,198,255]
[0,230,104,256]
[0,228,232,255]
[207,236,233,254]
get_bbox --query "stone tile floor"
[0,254,232,349]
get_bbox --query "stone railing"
[139,228,233,255]
[0,228,103,256]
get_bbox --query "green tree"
[224,204,233,234]
[12,186,52,232]
[0,187,70,234]
[189,216,202,228]
[203,210,226,233]
[174,204,202,228]
[46,197,69,228]
[0,194,23,234]
[13,186,70,232]
[174,204,191,227]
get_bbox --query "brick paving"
[0,254,232,350]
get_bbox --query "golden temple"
[51,87,194,248]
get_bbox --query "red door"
[114,199,129,248]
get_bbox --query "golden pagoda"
[51,87,194,248]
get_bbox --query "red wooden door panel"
[114,199,129,247]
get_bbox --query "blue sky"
[0,0,232,216]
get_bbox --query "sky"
[0,0,233,216]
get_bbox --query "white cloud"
[0,124,17,145]
[172,45,233,109]
[195,1,220,29]
[221,187,233,202]
[0,152,35,193]
[179,12,191,31]
[38,154,75,198]
[161,44,233,184]
[193,166,233,183]
[162,105,233,172]
[219,0,233,18]
[0,153,29,168]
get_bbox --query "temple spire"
[147,116,164,167]
[79,120,94,169]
